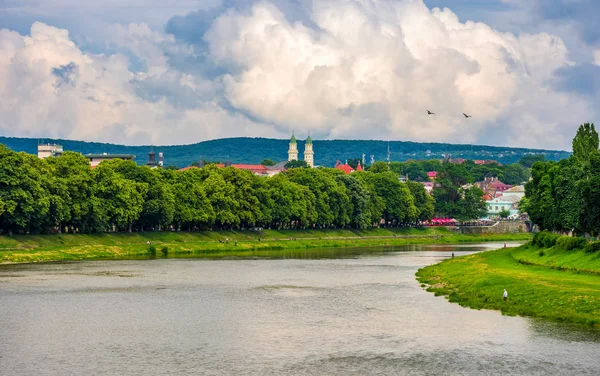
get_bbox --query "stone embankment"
[455,221,528,235]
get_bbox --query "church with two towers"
[287,132,314,167]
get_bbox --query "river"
[1,242,599,375]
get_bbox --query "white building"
[37,143,63,159]
[85,153,135,168]
[486,195,520,217]
[501,185,525,200]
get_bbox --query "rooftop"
[84,153,135,159]
[505,185,525,192]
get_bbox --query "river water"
[1,242,599,375]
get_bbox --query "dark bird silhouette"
[427,110,435,115]
[463,113,472,118]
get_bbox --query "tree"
[163,169,215,230]
[284,160,309,169]
[0,146,50,234]
[357,171,417,225]
[261,159,277,166]
[457,187,488,221]
[113,162,175,231]
[406,181,434,223]
[498,208,510,219]
[199,167,240,229]
[521,161,556,231]
[285,168,351,227]
[45,151,93,233]
[433,162,473,218]
[92,161,147,232]
[572,123,599,171]
[346,158,361,169]
[369,161,389,173]
[502,163,530,185]
[578,151,600,236]
[402,162,427,182]
[519,155,545,168]
[218,167,262,228]
[266,175,317,228]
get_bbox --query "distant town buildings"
[449,158,501,166]
[146,146,164,168]
[477,177,513,198]
[37,143,63,159]
[334,160,363,174]
[85,153,135,168]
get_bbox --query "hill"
[0,136,570,167]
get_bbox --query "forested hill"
[0,136,570,168]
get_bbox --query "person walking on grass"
[503,289,508,301]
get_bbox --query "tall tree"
[406,181,434,223]
[0,146,50,233]
[572,123,599,172]
[368,161,389,173]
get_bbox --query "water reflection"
[1,243,599,376]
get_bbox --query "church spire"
[288,131,298,162]
[303,131,314,167]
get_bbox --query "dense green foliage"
[1,136,569,168]
[431,163,488,220]
[392,158,530,185]
[522,123,600,235]
[0,144,447,234]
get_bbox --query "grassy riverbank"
[0,227,531,264]
[416,243,600,327]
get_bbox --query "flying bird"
[427,110,435,115]
[463,113,472,118]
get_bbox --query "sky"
[0,0,598,150]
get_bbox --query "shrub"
[556,236,587,251]
[538,250,545,257]
[532,231,545,247]
[584,241,600,253]
[148,245,157,255]
[161,246,169,256]
[533,231,561,248]
[545,233,561,248]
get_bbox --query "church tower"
[303,133,314,167]
[288,132,298,162]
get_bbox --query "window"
[495,206,498,210]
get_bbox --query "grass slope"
[0,227,531,264]
[416,244,600,327]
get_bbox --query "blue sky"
[0,0,598,149]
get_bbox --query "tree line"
[522,123,600,236]
[0,143,499,234]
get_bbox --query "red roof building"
[356,162,363,171]
[334,160,354,174]
[427,171,437,179]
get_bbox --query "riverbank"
[0,227,531,264]
[416,243,600,327]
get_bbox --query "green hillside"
[0,136,570,168]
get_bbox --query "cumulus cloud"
[0,22,276,144]
[0,0,597,149]
[204,0,589,148]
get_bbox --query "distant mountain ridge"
[0,136,570,167]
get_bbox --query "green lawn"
[416,245,600,327]
[0,228,531,264]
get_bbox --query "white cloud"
[0,22,277,145]
[203,0,586,149]
[0,0,596,150]
[594,50,600,65]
